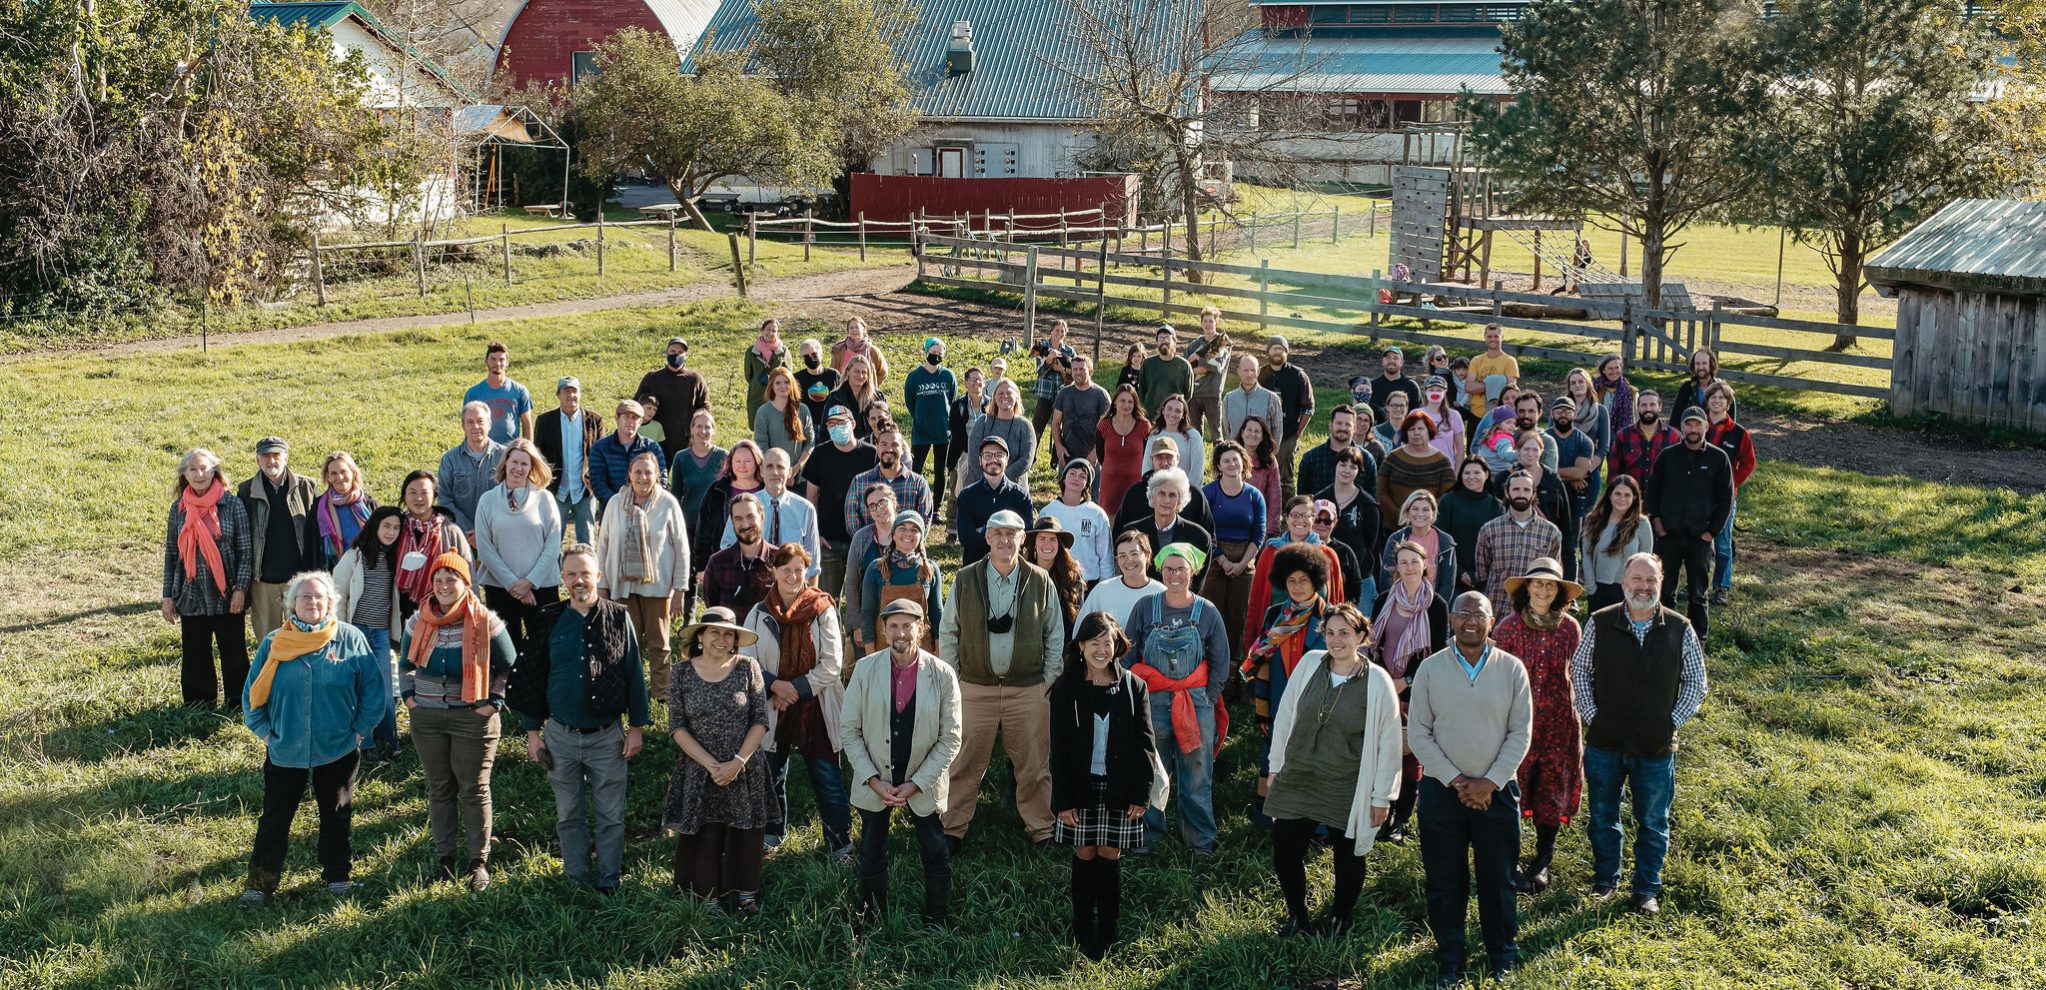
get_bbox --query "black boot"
[1095,856,1123,960]
[1070,855,1096,956]
[1517,824,1559,894]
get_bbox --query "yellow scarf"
[248,618,339,708]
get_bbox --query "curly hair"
[1268,542,1330,595]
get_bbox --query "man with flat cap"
[238,436,320,638]
[938,509,1064,850]
[841,597,962,928]
[953,435,1034,568]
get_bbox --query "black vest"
[888,685,917,787]
[1584,604,1691,758]
[506,598,638,721]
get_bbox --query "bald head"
[1449,591,1494,648]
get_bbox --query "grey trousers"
[411,704,501,862]
[545,719,631,888]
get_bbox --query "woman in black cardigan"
[1050,611,1158,962]
[1368,540,1449,845]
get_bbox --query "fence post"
[804,212,814,262]
[747,215,758,265]
[1333,204,1343,244]
[1619,232,1629,278]
[200,301,208,353]
[1023,246,1039,346]
[668,212,677,272]
[1007,208,1016,242]
[1622,300,1637,367]
[1161,240,1174,318]
[1258,259,1270,336]
[1094,238,1109,357]
[1248,211,1258,254]
[596,210,606,277]
[858,212,868,262]
[1292,211,1301,250]
[1208,215,1218,257]
[1367,269,1382,329]
[728,232,748,299]
[1368,203,1376,239]
[914,225,925,279]
[414,232,426,297]
[1140,223,1149,253]
[502,224,512,285]
[311,231,327,306]
[1492,281,1503,318]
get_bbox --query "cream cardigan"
[596,486,691,597]
[1266,649,1404,857]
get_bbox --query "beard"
[879,452,899,469]
[735,525,762,545]
[1640,411,1660,425]
[1626,590,1658,612]
[1516,416,1536,430]
[1510,496,1532,512]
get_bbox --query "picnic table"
[637,203,683,220]
[522,203,569,218]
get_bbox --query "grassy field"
[3,303,2045,988]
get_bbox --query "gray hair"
[563,542,599,565]
[462,400,491,421]
[1147,467,1191,505]
[284,570,339,611]
[174,447,227,496]
[1623,551,1663,577]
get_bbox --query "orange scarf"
[407,590,492,703]
[1127,661,1229,757]
[248,618,339,708]
[178,483,229,594]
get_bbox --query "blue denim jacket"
[243,622,385,768]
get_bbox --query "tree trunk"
[1827,227,1863,351]
[1641,224,1665,313]
[1177,163,1205,285]
[670,181,715,232]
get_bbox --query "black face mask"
[927,353,942,365]
[802,355,820,370]
[666,353,685,369]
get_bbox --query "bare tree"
[1046,0,1325,283]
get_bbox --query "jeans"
[1657,534,1712,639]
[1583,745,1675,896]
[545,719,630,888]
[560,490,595,545]
[248,750,359,890]
[857,804,951,922]
[180,612,249,707]
[358,628,399,753]
[1419,776,1520,972]
[1352,575,1378,620]
[768,750,853,852]
[1712,497,1737,591]
[912,444,951,516]
[1143,695,1218,853]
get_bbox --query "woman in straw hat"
[1026,515,1085,635]
[1491,557,1584,895]
[664,606,773,913]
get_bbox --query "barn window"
[571,51,600,86]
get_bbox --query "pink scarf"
[1371,578,1433,679]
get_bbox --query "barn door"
[936,147,966,178]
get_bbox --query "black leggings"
[912,443,950,511]
[1274,816,1367,924]
[181,612,249,707]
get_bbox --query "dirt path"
[6,265,920,361]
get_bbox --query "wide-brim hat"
[679,606,758,649]
[1502,557,1584,605]
[1025,515,1076,548]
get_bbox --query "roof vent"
[945,20,974,75]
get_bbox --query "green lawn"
[5,249,2044,990]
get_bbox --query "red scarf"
[1127,661,1229,757]
[761,585,833,681]
[397,515,447,602]
[177,483,229,594]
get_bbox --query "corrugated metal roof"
[248,1,358,29]
[691,0,1187,121]
[1208,31,1507,95]
[1867,199,2046,296]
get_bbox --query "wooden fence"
[308,212,703,304]
[912,230,1890,401]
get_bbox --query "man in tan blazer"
[840,598,962,928]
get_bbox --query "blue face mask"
[828,423,854,446]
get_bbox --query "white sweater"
[474,484,563,590]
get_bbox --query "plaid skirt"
[1054,778,1145,849]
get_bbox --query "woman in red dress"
[1491,557,1583,895]
[1095,384,1152,511]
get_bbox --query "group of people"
[160,313,1742,983]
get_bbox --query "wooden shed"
[1867,199,2046,432]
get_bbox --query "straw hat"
[1502,557,1584,606]
[678,606,758,651]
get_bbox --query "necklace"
[1315,654,1364,725]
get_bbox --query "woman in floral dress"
[665,606,774,914]
[1490,557,1583,895]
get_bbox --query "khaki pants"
[1190,393,1224,442]
[411,704,501,863]
[248,580,288,642]
[622,593,674,696]
[1276,432,1301,502]
[942,681,1054,842]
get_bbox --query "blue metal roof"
[1208,30,1507,95]
[691,0,1177,121]
[248,1,361,29]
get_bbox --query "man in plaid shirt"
[1606,390,1680,488]
[844,427,933,534]
[1569,552,1709,918]
[1474,471,1563,615]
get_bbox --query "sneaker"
[1709,588,1729,606]
[467,860,490,893]
[763,834,785,855]
[829,844,857,867]
[1489,961,1517,983]
[238,889,268,909]
[1590,883,1618,900]
[437,856,458,882]
[735,892,762,917]
[326,881,356,898]
[1629,893,1661,916]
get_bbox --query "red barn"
[492,0,719,91]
